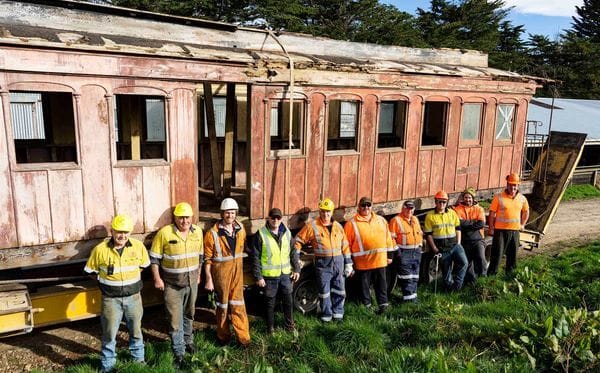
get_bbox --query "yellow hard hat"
[506,173,521,184]
[463,187,476,198]
[318,198,335,211]
[173,202,193,217]
[111,214,133,232]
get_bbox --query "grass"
[562,184,600,201]
[62,242,600,373]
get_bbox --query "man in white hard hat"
[150,202,204,368]
[204,198,250,346]
[85,214,150,373]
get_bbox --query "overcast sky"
[384,0,584,39]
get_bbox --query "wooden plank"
[323,156,341,205]
[288,158,306,214]
[0,89,18,248]
[455,148,470,192]
[264,160,285,214]
[112,166,144,233]
[13,171,52,246]
[467,147,482,189]
[340,155,359,207]
[430,148,445,195]
[501,146,514,182]
[372,152,389,203]
[402,96,422,199]
[48,169,85,242]
[478,102,495,190]
[387,151,404,201]
[416,150,432,197]
[357,95,376,199]
[203,83,223,198]
[443,96,461,191]
[248,85,265,219]
[79,85,114,239]
[488,147,503,188]
[305,92,325,207]
[143,165,172,231]
[223,83,236,196]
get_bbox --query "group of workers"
[83,172,529,372]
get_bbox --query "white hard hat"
[220,198,239,211]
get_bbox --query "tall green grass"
[562,184,600,201]
[64,241,600,373]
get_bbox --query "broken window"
[270,100,304,153]
[421,101,448,146]
[115,95,166,161]
[378,101,407,149]
[495,104,515,141]
[202,96,226,138]
[328,100,358,151]
[460,103,483,145]
[9,91,77,164]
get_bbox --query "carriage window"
[422,101,448,146]
[328,100,358,151]
[270,100,304,153]
[202,97,226,138]
[495,104,515,141]
[115,95,166,160]
[378,101,407,149]
[460,103,483,145]
[9,91,77,164]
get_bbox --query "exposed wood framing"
[203,83,223,198]
[223,83,236,196]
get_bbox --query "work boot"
[267,326,275,335]
[174,355,184,370]
[185,343,197,354]
[376,304,389,315]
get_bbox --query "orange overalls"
[204,221,250,345]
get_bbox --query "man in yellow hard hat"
[84,214,150,373]
[424,191,468,291]
[150,202,204,368]
[295,198,352,322]
[488,173,529,275]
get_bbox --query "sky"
[383,0,584,40]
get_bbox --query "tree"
[112,0,253,23]
[571,0,600,41]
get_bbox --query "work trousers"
[397,248,422,301]
[462,239,487,284]
[100,292,144,372]
[357,267,388,308]
[440,244,468,291]
[164,281,198,357]
[315,256,346,321]
[213,259,250,345]
[263,275,294,330]
[488,229,520,275]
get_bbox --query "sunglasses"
[435,200,447,204]
[359,202,372,208]
[269,215,282,220]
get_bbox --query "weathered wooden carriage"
[0,0,551,334]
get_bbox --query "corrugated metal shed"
[527,98,600,141]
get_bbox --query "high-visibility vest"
[344,212,394,270]
[295,218,350,259]
[149,224,203,274]
[453,203,485,238]
[257,226,291,277]
[490,191,529,230]
[423,209,460,239]
[204,222,247,265]
[390,215,423,250]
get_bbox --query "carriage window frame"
[377,100,407,149]
[327,99,360,153]
[459,103,484,147]
[495,103,516,142]
[268,99,306,157]
[421,101,449,147]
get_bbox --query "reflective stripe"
[259,226,291,276]
[212,254,247,262]
[333,313,344,318]
[351,248,392,257]
[216,302,228,309]
[262,263,291,270]
[229,299,245,306]
[398,274,420,280]
[310,221,343,256]
[394,216,407,246]
[403,293,417,300]
[211,231,223,258]
[162,264,200,273]
[149,251,163,259]
[399,245,421,250]
[331,288,346,296]
[433,234,456,239]
[350,219,366,253]
[163,252,201,260]
[321,316,332,322]
[432,223,454,229]
[99,277,141,287]
[314,248,342,256]
[98,265,140,274]
[319,292,330,299]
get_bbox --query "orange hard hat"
[434,190,448,200]
[506,173,521,184]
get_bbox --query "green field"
[562,184,600,201]
[62,242,600,373]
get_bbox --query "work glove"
[344,263,354,277]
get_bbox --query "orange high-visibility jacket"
[344,212,394,270]
[389,214,423,250]
[490,191,529,231]
[295,218,352,264]
[453,203,486,238]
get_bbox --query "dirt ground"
[1,198,599,373]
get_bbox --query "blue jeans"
[315,256,346,321]
[440,244,468,290]
[100,293,144,372]
[164,282,198,357]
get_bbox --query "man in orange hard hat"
[295,198,352,322]
[488,173,530,275]
[150,202,204,368]
[204,198,250,346]
[424,191,468,291]
[453,188,487,282]
[85,214,150,372]
[345,197,395,314]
